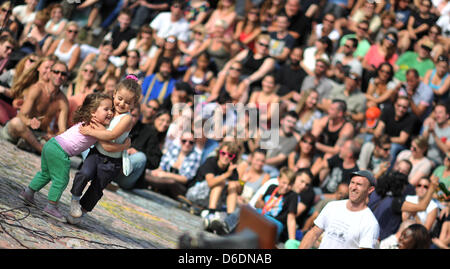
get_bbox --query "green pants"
[29,138,71,202]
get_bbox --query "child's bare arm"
[80,115,133,141]
[98,137,131,152]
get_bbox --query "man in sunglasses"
[394,39,435,82]
[1,61,69,154]
[338,20,371,61]
[357,134,392,179]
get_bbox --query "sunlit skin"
[154,113,171,133]
[91,99,114,127]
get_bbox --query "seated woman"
[403,177,439,231]
[203,0,236,36]
[45,21,81,71]
[127,25,154,68]
[182,52,216,100]
[247,73,280,128]
[208,60,244,103]
[0,53,38,125]
[417,25,447,62]
[19,10,52,56]
[232,5,261,53]
[236,149,270,205]
[396,136,434,186]
[146,131,202,200]
[423,55,450,104]
[115,49,145,83]
[66,62,99,126]
[45,3,67,37]
[82,40,116,84]
[221,34,276,93]
[365,62,397,109]
[142,35,181,77]
[300,36,333,77]
[363,32,399,74]
[0,2,19,37]
[189,19,232,74]
[185,0,210,29]
[288,131,317,173]
[178,24,207,67]
[286,89,321,135]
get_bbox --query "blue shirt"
[141,74,176,104]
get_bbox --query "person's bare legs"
[208,184,225,210]
[7,117,43,153]
[226,181,240,214]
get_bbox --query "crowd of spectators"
[0,0,449,249]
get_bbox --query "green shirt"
[432,165,450,189]
[394,51,435,82]
[339,34,371,58]
[329,85,366,114]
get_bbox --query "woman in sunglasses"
[395,136,433,186]
[143,35,181,76]
[145,131,202,200]
[185,141,241,224]
[66,62,99,126]
[365,62,397,109]
[46,21,81,71]
[403,177,439,231]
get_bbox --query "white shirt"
[150,12,190,42]
[315,24,340,41]
[314,200,380,249]
[12,5,36,25]
[405,195,439,224]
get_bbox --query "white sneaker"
[70,199,82,218]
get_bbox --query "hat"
[365,106,381,128]
[316,58,330,67]
[421,40,434,50]
[351,170,376,186]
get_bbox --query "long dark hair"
[375,171,409,197]
[403,224,431,249]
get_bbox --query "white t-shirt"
[314,200,380,249]
[12,5,36,25]
[315,24,340,42]
[150,12,190,42]
[405,195,439,224]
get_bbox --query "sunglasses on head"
[219,150,236,160]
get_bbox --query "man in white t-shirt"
[149,0,190,47]
[299,170,380,249]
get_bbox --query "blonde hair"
[279,167,296,185]
[413,136,428,151]
[295,89,318,114]
[62,21,79,39]
[71,61,97,96]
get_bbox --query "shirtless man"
[2,61,69,154]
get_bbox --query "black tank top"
[320,120,345,147]
[241,50,267,77]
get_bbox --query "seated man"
[394,40,435,82]
[422,102,450,167]
[311,139,360,195]
[357,134,392,179]
[146,131,202,200]
[1,61,69,154]
[374,95,419,167]
[103,8,136,57]
[311,99,354,159]
[141,58,177,105]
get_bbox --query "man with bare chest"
[1,61,69,154]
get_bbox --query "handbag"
[122,150,132,176]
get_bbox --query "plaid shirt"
[159,141,202,181]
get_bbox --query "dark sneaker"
[210,218,230,235]
[43,205,67,222]
[19,189,36,207]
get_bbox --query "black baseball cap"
[351,170,376,186]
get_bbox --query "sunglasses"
[302,140,314,145]
[219,150,236,160]
[381,146,391,152]
[68,29,78,34]
[379,69,391,74]
[258,42,269,48]
[416,184,429,189]
[230,66,241,71]
[358,26,369,31]
[52,70,68,77]
[28,58,37,63]
[83,69,95,73]
[1,8,9,12]
[181,139,195,145]
[193,31,203,35]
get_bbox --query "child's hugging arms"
[99,137,131,153]
[79,114,134,141]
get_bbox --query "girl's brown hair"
[115,77,142,107]
[72,92,113,125]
